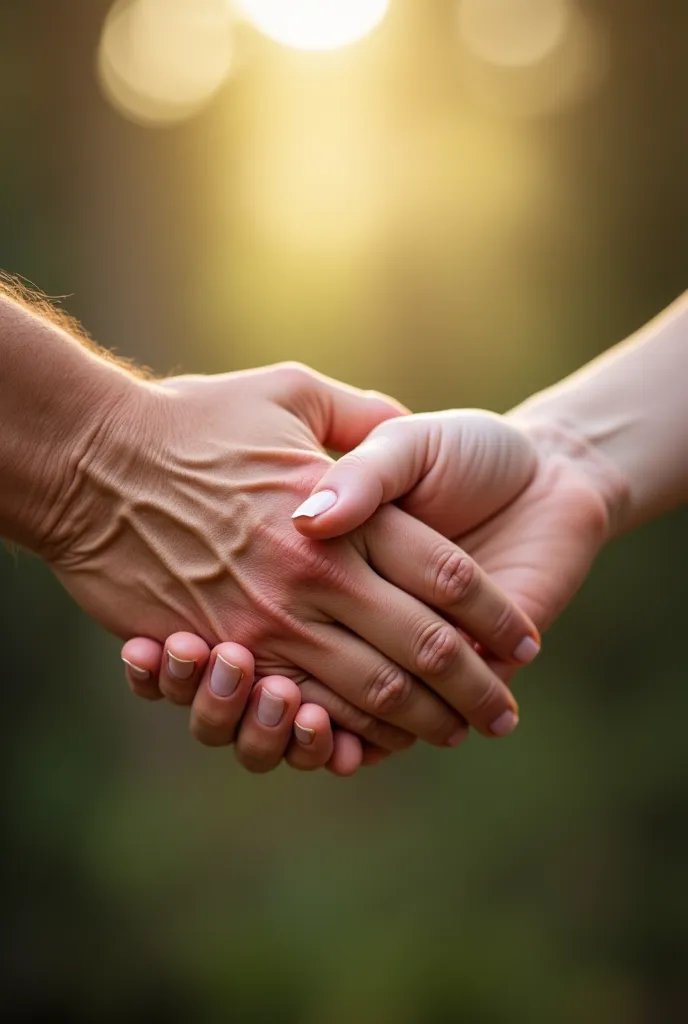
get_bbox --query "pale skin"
[0,286,542,777]
[131,293,687,774]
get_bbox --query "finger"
[326,730,365,777]
[190,643,256,747]
[297,676,416,754]
[285,704,335,771]
[291,419,425,537]
[319,557,520,740]
[235,677,302,774]
[363,505,541,666]
[273,363,409,452]
[486,658,519,686]
[121,637,165,701]
[233,675,301,770]
[159,632,211,706]
[289,627,469,748]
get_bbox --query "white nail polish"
[514,636,541,664]
[291,490,338,519]
[257,689,285,727]
[294,722,315,746]
[167,652,195,680]
[122,658,150,682]
[210,655,243,697]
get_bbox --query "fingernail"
[122,657,150,682]
[294,722,315,746]
[291,490,338,519]
[514,636,540,665]
[167,652,195,680]
[210,655,243,697]
[445,725,468,748]
[257,689,285,727]
[490,709,519,737]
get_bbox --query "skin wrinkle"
[1,289,544,752]
[37,394,137,561]
[59,364,511,744]
[54,434,334,649]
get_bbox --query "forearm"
[512,292,688,536]
[0,291,144,554]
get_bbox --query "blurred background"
[1,1,687,1021]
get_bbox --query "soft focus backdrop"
[1,1,687,1021]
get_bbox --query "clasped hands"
[45,362,616,776]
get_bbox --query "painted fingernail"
[490,709,519,737]
[210,655,243,697]
[122,657,150,682]
[445,725,468,748]
[167,652,195,680]
[514,636,541,664]
[257,689,285,727]
[294,722,315,746]
[291,490,338,519]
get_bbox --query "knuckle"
[465,675,503,720]
[364,662,415,716]
[432,548,479,607]
[413,620,460,677]
[273,361,312,393]
[490,600,521,648]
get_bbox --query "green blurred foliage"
[1,1,686,1021]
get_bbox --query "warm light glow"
[234,0,390,52]
[458,1,606,119]
[458,0,570,68]
[98,0,234,126]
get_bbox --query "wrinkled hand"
[45,365,536,755]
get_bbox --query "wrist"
[508,398,633,541]
[19,367,156,560]
[512,296,688,538]
[0,292,155,555]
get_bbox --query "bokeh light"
[98,0,234,126]
[233,0,390,52]
[457,0,571,68]
[456,0,607,119]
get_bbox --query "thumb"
[275,364,408,452]
[291,420,432,539]
[310,375,409,452]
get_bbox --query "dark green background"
[1,2,686,1021]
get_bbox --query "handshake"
[110,369,619,777]
[2,289,685,777]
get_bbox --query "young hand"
[292,409,621,666]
